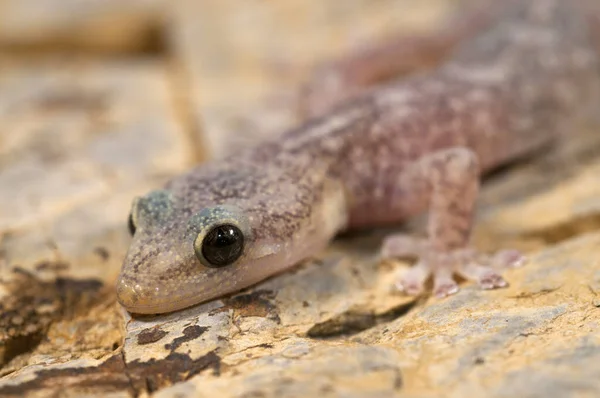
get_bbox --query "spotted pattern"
[118,0,600,314]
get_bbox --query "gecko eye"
[195,224,244,267]
[127,197,141,236]
[127,212,136,236]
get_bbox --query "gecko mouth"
[116,250,288,314]
[116,277,211,314]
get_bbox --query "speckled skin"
[118,0,600,314]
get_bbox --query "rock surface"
[1,0,600,397]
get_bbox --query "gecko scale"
[118,0,600,314]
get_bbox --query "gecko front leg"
[379,147,525,298]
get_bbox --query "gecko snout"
[115,277,143,312]
[116,276,168,314]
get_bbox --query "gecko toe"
[477,272,508,290]
[394,259,430,296]
[457,259,510,290]
[493,249,526,268]
[397,280,424,296]
[433,282,460,298]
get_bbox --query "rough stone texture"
[1,0,600,397]
[0,55,194,394]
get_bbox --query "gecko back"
[118,0,600,314]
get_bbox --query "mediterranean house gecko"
[117,0,600,314]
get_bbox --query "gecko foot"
[381,235,525,298]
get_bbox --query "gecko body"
[118,0,600,314]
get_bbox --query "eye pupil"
[201,224,244,267]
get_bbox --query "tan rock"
[0,57,191,388]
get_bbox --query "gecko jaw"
[116,248,286,314]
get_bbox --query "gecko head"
[116,177,326,314]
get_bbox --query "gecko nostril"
[116,276,172,313]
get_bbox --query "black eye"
[127,213,136,236]
[199,224,244,267]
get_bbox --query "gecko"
[117,0,600,314]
